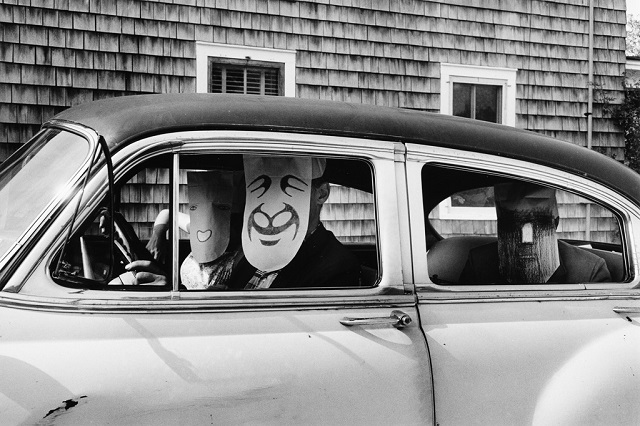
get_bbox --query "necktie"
[245,270,278,289]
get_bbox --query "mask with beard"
[495,183,560,284]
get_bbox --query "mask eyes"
[281,175,308,197]
[248,175,272,198]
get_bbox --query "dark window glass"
[475,85,500,123]
[453,83,502,124]
[452,83,472,118]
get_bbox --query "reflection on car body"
[1,94,639,424]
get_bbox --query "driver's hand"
[125,260,167,286]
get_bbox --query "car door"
[0,131,434,425]
[405,144,640,425]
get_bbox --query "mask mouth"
[247,203,300,246]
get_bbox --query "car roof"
[48,93,640,205]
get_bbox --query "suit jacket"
[459,240,611,284]
[227,224,361,289]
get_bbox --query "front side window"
[424,165,624,285]
[54,153,378,291]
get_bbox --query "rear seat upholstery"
[427,236,496,284]
[427,236,624,284]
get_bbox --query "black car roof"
[48,93,640,205]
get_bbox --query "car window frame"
[405,143,640,295]
[16,130,412,307]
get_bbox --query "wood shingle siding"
[1,1,628,157]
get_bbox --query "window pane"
[175,154,377,290]
[209,65,223,93]
[208,59,282,96]
[0,130,89,261]
[264,69,279,96]
[452,83,472,118]
[475,85,501,123]
[225,68,245,94]
[246,69,262,95]
[423,165,624,285]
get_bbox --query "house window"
[440,63,516,126]
[196,42,296,97]
[452,83,502,123]
[438,64,517,220]
[209,59,282,96]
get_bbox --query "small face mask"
[242,156,312,272]
[187,171,233,264]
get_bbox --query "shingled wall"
[0,0,628,160]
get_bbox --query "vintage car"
[1,94,639,425]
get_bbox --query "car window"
[53,152,378,291]
[0,129,90,261]
[423,165,624,285]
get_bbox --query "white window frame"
[196,42,296,97]
[438,63,517,220]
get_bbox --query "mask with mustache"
[242,156,312,272]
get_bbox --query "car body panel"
[420,298,640,425]
[406,142,640,424]
[0,121,434,424]
[0,303,432,425]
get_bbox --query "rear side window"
[423,165,624,285]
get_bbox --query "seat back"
[427,236,496,284]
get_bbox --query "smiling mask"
[187,170,233,264]
[242,156,313,272]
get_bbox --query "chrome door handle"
[614,307,640,314]
[340,310,412,329]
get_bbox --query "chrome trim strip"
[171,153,180,294]
[0,293,415,314]
[418,293,640,304]
[126,130,397,160]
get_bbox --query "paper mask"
[242,156,313,272]
[495,182,560,283]
[187,170,233,264]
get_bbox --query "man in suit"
[459,182,610,284]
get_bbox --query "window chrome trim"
[406,143,640,294]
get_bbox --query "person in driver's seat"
[459,182,611,284]
[127,156,361,289]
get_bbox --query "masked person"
[222,155,361,289]
[128,156,361,289]
[459,182,611,284]
[128,170,239,289]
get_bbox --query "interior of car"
[422,164,625,285]
[52,153,380,290]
